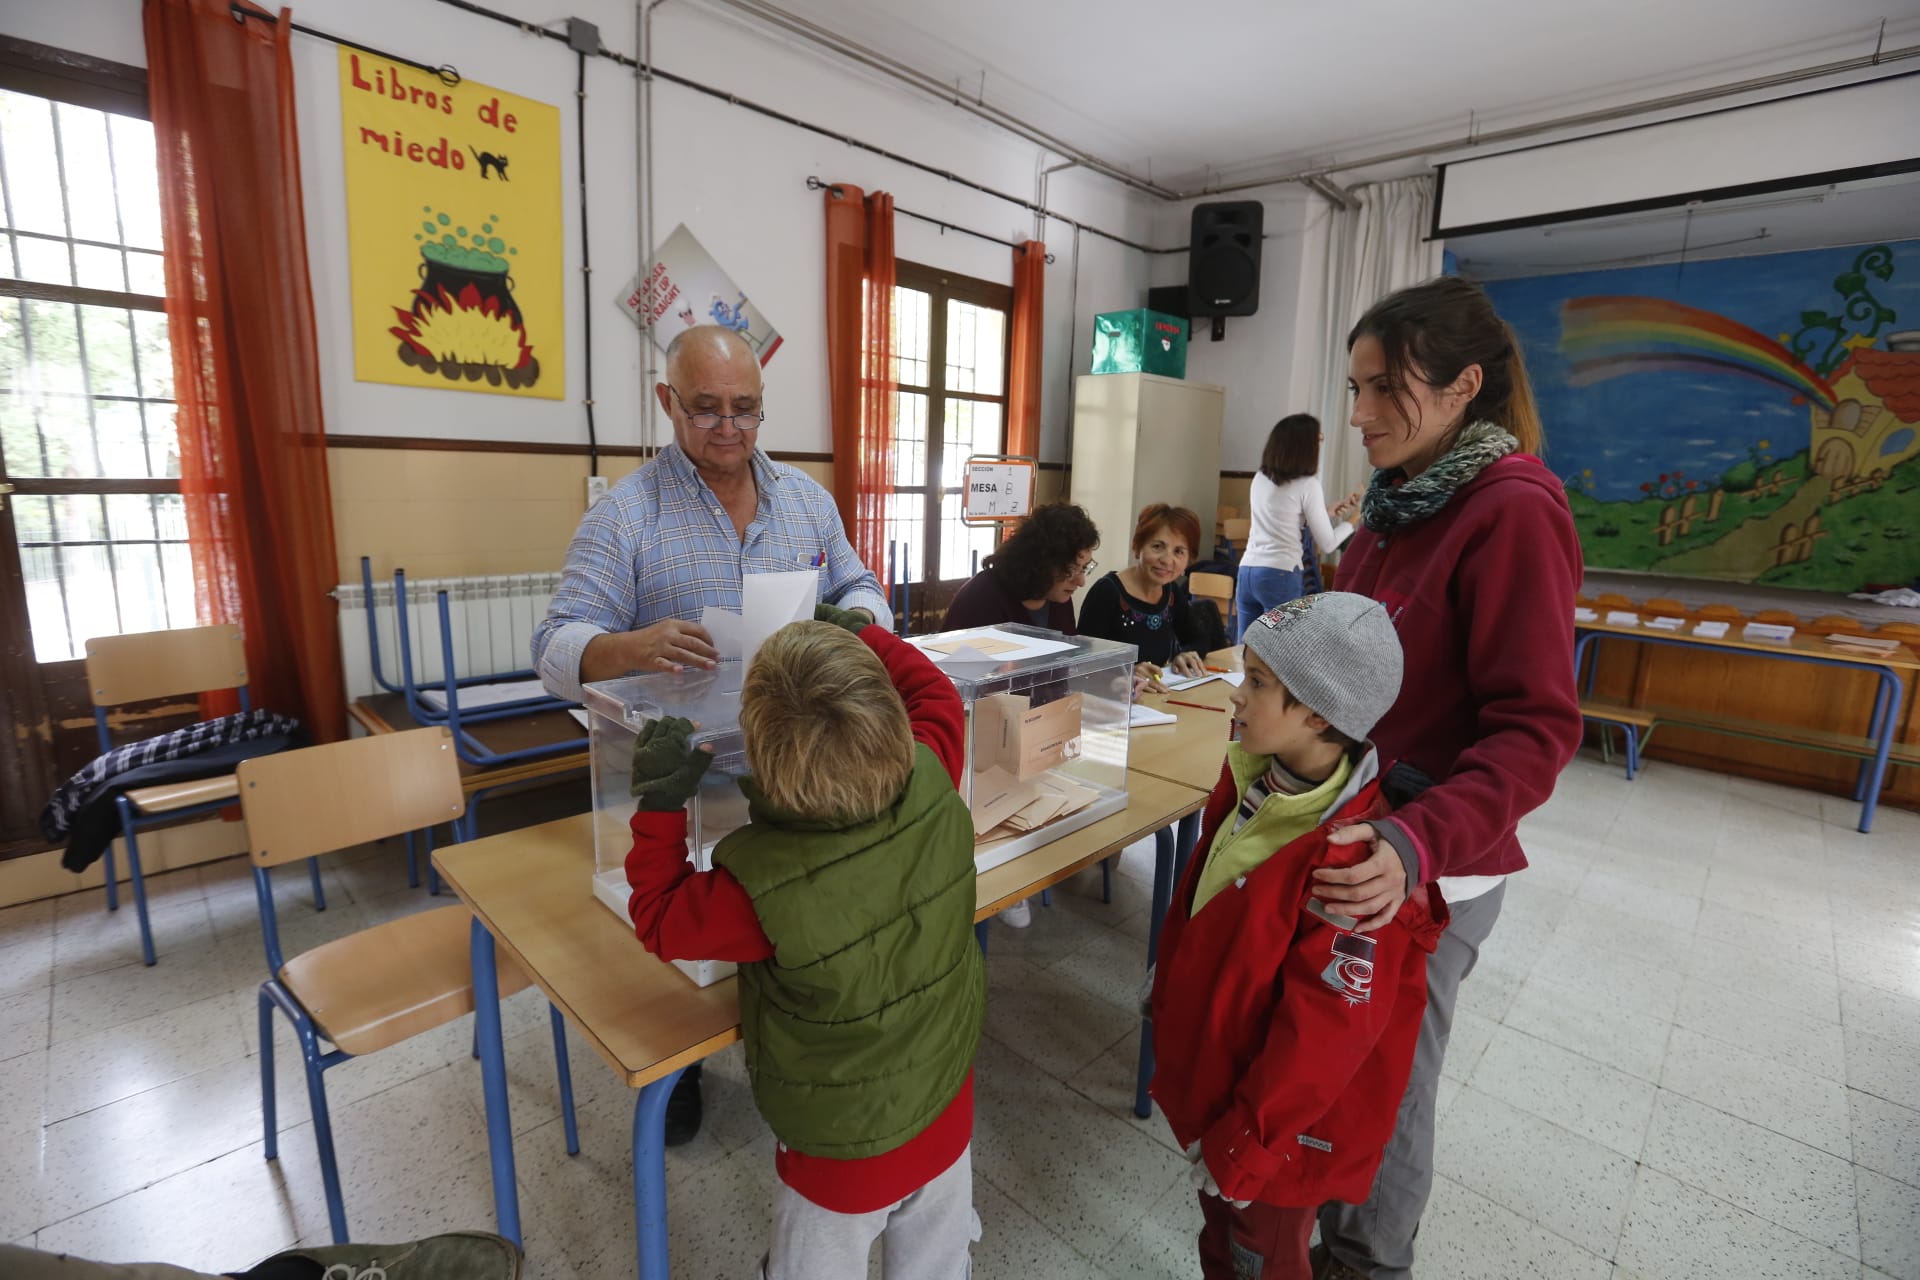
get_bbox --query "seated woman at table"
[1079,502,1210,693]
[940,501,1099,634]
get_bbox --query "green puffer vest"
[713,743,985,1159]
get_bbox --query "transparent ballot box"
[585,663,751,988]
[906,625,1136,873]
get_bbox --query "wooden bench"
[1580,698,1920,784]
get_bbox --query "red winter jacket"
[1335,453,1583,883]
[1149,754,1449,1207]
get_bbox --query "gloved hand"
[1184,1140,1250,1209]
[630,716,714,811]
[813,602,871,635]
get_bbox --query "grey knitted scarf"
[1361,420,1519,534]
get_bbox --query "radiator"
[332,571,563,700]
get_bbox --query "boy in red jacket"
[1149,592,1449,1279]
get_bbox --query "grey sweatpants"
[763,1144,979,1280]
[1317,881,1506,1280]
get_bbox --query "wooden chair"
[1190,572,1237,641]
[1873,622,1920,644]
[1642,597,1688,621]
[1809,614,1866,636]
[85,623,323,966]
[238,726,579,1243]
[1695,603,1745,623]
[1750,609,1801,625]
[1221,518,1252,546]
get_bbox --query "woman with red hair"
[1079,503,1210,693]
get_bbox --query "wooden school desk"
[1574,619,1919,833]
[433,769,1209,1279]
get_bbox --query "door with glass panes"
[0,43,192,853]
[887,261,1010,632]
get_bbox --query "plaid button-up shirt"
[533,444,891,701]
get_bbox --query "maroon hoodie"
[1335,453,1582,883]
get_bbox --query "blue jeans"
[1236,566,1304,638]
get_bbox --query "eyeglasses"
[668,384,766,432]
[1067,558,1098,580]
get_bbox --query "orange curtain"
[824,184,896,577]
[145,0,346,743]
[1006,239,1046,459]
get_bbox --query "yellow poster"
[338,49,564,398]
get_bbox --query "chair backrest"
[1809,614,1865,635]
[1593,593,1634,610]
[1189,572,1234,603]
[1751,609,1801,626]
[1217,505,1240,520]
[1872,621,1920,643]
[1642,598,1687,618]
[237,727,465,869]
[86,624,247,708]
[1222,518,1252,543]
[1695,603,1745,622]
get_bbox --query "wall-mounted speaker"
[1188,201,1263,318]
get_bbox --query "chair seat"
[126,774,240,814]
[279,904,532,1057]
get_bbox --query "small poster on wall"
[337,50,565,399]
[619,224,783,365]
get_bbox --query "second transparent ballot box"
[905,625,1136,872]
[585,662,751,988]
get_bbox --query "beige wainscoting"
[328,442,833,582]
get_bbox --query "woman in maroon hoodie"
[1309,277,1583,1280]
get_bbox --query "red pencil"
[1166,699,1224,713]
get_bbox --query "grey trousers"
[763,1144,979,1280]
[1317,881,1506,1280]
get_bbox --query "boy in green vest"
[626,605,985,1279]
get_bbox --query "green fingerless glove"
[629,716,714,811]
[812,602,870,635]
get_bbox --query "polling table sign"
[961,456,1035,525]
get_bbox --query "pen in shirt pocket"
[796,550,826,568]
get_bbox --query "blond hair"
[741,621,915,823]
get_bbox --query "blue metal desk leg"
[975,920,990,954]
[1856,676,1892,803]
[1856,671,1903,835]
[470,917,522,1246]
[633,1066,688,1280]
[1134,824,1178,1119]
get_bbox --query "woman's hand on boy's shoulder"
[1311,823,1407,932]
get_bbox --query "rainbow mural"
[1559,296,1838,410]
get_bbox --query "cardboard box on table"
[909,624,1136,872]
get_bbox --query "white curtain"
[1313,176,1446,505]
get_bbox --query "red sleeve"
[1388,485,1584,882]
[1201,873,1411,1198]
[624,809,775,963]
[859,625,966,785]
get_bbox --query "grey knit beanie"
[1240,592,1403,741]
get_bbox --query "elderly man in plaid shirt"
[534,325,891,704]
[532,324,890,1143]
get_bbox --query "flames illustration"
[390,283,540,388]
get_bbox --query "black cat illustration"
[469,148,510,181]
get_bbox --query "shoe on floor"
[1309,1242,1371,1280]
[998,900,1032,928]
[664,1061,704,1147]
[253,1232,521,1280]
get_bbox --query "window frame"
[0,38,189,666]
[890,259,1012,592]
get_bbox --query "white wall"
[1147,187,1333,473]
[4,0,1158,461]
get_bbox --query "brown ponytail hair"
[1347,276,1544,457]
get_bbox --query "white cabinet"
[1068,372,1224,590]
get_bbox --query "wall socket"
[586,475,610,507]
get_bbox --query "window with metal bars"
[888,260,1009,595]
[0,75,190,664]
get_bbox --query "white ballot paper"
[741,570,818,662]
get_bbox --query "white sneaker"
[998,900,1032,928]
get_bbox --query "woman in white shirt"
[1236,413,1359,636]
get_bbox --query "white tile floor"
[2,754,1918,1278]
